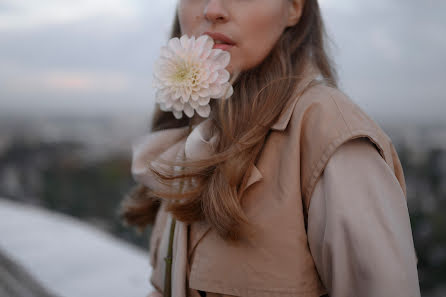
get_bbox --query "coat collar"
[270,62,322,131]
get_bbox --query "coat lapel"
[188,163,263,257]
[270,63,322,131]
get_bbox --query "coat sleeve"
[307,138,421,297]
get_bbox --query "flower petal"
[208,71,219,84]
[209,50,230,69]
[196,105,211,118]
[184,104,195,118]
[209,84,223,97]
[198,88,211,97]
[168,37,182,55]
[160,46,174,60]
[196,35,213,51]
[216,69,230,84]
[159,103,168,111]
[198,96,211,106]
[190,100,199,108]
[164,99,173,109]
[174,89,182,100]
[155,89,165,102]
[180,35,191,50]
[193,35,206,58]
[173,101,184,111]
[181,88,190,103]
[198,68,211,82]
[224,85,234,99]
[212,82,233,99]
[173,110,183,119]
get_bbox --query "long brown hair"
[121,0,337,240]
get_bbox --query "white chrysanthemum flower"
[153,35,234,119]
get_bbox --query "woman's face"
[178,0,303,73]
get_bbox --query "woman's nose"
[204,0,229,24]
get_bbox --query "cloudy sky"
[0,0,445,121]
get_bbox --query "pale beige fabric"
[308,138,420,297]
[189,138,421,297]
[201,138,422,297]
[141,134,421,297]
[132,63,417,296]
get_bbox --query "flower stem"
[163,121,193,297]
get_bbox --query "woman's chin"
[227,64,235,76]
[227,63,243,78]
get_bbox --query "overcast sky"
[0,0,445,121]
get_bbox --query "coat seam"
[303,130,387,213]
[328,91,352,133]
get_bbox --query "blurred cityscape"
[0,113,445,296]
[0,113,152,249]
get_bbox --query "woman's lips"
[204,32,235,51]
[213,44,234,51]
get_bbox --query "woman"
[122,0,421,296]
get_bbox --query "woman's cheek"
[235,36,274,71]
[178,4,202,35]
[236,14,284,69]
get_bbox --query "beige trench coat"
[132,65,420,297]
